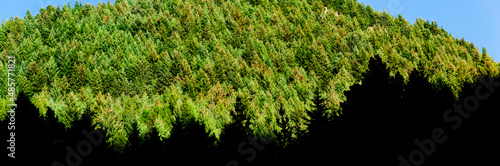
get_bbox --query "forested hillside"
[0,0,498,151]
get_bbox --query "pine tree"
[0,0,498,149]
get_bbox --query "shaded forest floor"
[3,57,499,165]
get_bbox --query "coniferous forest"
[1,0,499,165]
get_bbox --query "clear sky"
[1,0,499,62]
[360,0,500,62]
[0,0,114,22]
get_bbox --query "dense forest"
[1,0,499,165]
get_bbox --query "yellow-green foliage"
[0,0,498,150]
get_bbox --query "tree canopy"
[0,0,498,150]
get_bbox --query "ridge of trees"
[0,0,498,150]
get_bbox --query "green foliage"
[0,0,498,149]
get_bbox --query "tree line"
[0,0,498,151]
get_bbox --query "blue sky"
[0,0,114,22]
[360,0,500,62]
[1,0,499,62]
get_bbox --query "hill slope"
[0,0,498,150]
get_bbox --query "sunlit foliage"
[0,0,498,150]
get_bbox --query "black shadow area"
[2,56,499,166]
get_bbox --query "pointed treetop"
[25,10,33,20]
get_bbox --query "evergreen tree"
[0,0,498,149]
